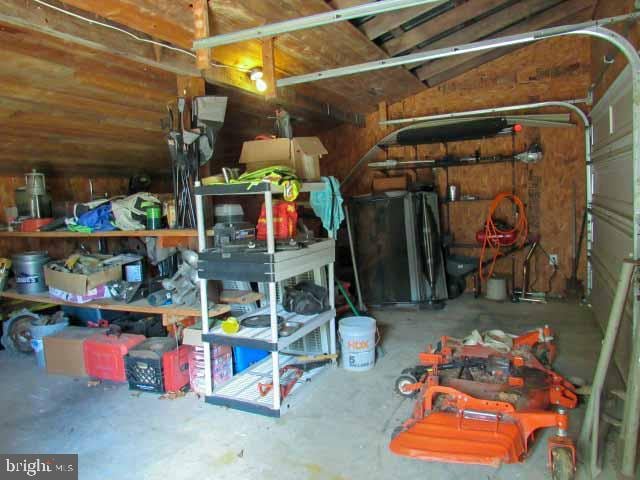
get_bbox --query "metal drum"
[12,251,49,294]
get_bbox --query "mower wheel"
[395,374,418,398]
[551,448,575,480]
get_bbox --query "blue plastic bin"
[232,346,268,373]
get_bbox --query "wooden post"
[262,37,277,99]
[193,0,211,71]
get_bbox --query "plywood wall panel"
[319,36,591,294]
[0,174,173,259]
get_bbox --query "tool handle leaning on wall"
[578,259,637,478]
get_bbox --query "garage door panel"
[589,64,634,378]
[591,67,632,148]
[591,217,633,280]
[591,143,633,219]
[591,263,633,378]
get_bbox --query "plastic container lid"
[214,204,244,223]
[12,251,48,262]
[215,204,243,217]
[338,316,376,334]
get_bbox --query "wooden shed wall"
[0,175,175,258]
[318,36,591,294]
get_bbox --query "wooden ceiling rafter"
[1,0,603,177]
[324,0,600,90]
[360,2,449,40]
[416,0,597,86]
[403,0,565,70]
[54,0,426,109]
[379,0,511,56]
[3,0,363,126]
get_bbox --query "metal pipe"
[276,13,640,87]
[578,260,635,477]
[379,99,588,126]
[263,189,280,410]
[343,204,366,312]
[521,241,538,296]
[193,0,442,49]
[328,262,337,364]
[194,182,213,396]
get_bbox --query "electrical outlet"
[549,254,558,266]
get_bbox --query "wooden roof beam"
[416,0,596,85]
[192,0,211,70]
[382,0,510,56]
[262,37,277,100]
[405,0,564,68]
[0,0,363,126]
[330,0,448,40]
[360,2,448,40]
[192,0,443,49]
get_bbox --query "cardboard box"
[182,320,230,352]
[44,326,107,376]
[44,264,121,296]
[182,321,204,347]
[49,286,110,305]
[239,137,328,180]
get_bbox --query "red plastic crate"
[84,332,146,382]
[162,345,192,392]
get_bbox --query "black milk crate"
[125,355,165,393]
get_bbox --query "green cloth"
[66,223,93,233]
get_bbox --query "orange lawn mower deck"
[389,327,578,479]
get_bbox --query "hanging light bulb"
[249,68,263,82]
[249,68,268,93]
[255,78,268,92]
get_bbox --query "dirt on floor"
[0,295,623,480]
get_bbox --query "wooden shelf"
[0,229,202,238]
[442,198,492,204]
[0,289,230,325]
[205,353,328,417]
[202,305,336,351]
[0,228,215,248]
[219,290,263,305]
[194,182,325,196]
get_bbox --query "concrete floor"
[0,295,618,479]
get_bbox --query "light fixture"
[249,68,268,93]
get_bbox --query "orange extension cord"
[479,192,528,281]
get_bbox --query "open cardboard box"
[239,137,328,180]
[44,326,107,376]
[44,263,122,296]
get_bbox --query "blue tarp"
[76,203,116,232]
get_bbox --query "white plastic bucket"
[339,316,377,372]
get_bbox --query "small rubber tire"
[551,448,575,480]
[395,374,419,398]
